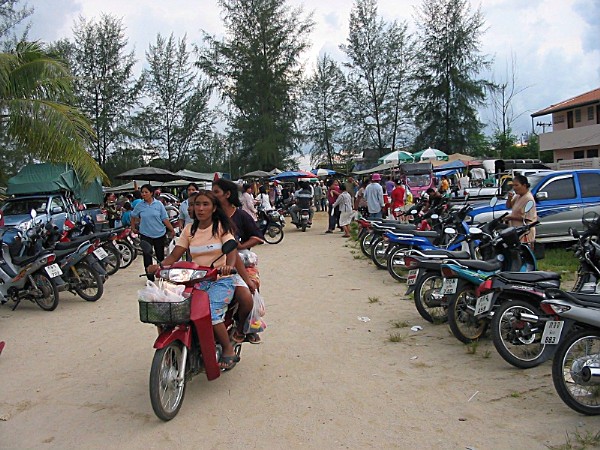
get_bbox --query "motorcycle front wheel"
[360,232,375,257]
[386,246,409,282]
[263,223,284,244]
[552,329,600,415]
[414,271,447,323]
[370,238,389,270]
[447,286,487,343]
[31,272,59,311]
[149,342,187,421]
[73,262,104,302]
[491,299,549,369]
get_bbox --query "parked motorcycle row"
[357,197,600,416]
[0,209,142,311]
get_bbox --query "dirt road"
[0,211,597,448]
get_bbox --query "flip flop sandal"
[0,341,4,355]
[245,333,262,344]
[231,330,245,344]
[219,354,240,371]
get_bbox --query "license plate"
[45,263,63,278]
[441,278,458,294]
[407,269,419,286]
[541,320,564,345]
[474,292,494,316]
[93,247,109,260]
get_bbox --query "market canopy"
[116,167,184,182]
[352,162,398,175]
[311,168,337,177]
[378,150,414,164]
[413,148,449,162]
[271,170,315,180]
[434,160,466,170]
[175,169,219,182]
[242,170,271,178]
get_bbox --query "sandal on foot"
[232,330,245,344]
[245,333,262,344]
[219,354,240,371]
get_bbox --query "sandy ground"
[0,210,598,449]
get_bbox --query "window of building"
[540,176,576,200]
[588,106,595,121]
[575,109,581,122]
[574,150,585,159]
[588,149,599,158]
[579,173,600,198]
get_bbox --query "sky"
[20,0,600,168]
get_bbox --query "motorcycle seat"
[412,230,439,238]
[549,290,600,308]
[12,254,39,266]
[419,249,470,259]
[55,240,85,251]
[451,259,503,272]
[498,271,561,283]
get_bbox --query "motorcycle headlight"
[162,268,208,282]
[17,219,32,231]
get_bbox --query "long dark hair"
[190,190,234,238]
[214,178,242,207]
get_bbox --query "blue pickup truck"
[466,169,600,243]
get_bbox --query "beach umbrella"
[378,150,414,164]
[242,170,271,178]
[413,148,449,162]
[115,167,183,182]
[311,168,336,177]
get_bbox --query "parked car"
[466,169,600,243]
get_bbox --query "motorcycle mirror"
[30,209,37,219]
[410,210,418,215]
[469,227,483,235]
[431,214,439,220]
[444,227,457,235]
[489,197,498,208]
[524,200,534,213]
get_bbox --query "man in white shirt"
[179,183,199,229]
[364,173,385,219]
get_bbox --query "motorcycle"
[257,206,284,244]
[0,210,62,311]
[542,288,600,415]
[441,201,538,343]
[139,239,244,421]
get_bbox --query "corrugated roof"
[531,87,600,117]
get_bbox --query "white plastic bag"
[138,280,186,303]
[138,280,162,302]
[244,291,266,333]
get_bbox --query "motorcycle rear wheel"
[102,243,121,276]
[491,299,549,369]
[115,240,135,268]
[447,286,487,343]
[552,329,600,415]
[263,224,284,244]
[73,262,104,302]
[149,342,187,421]
[414,271,447,323]
[31,272,59,311]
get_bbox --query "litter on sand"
[410,325,423,332]
[357,316,371,322]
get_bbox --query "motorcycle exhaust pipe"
[516,312,539,323]
[581,366,600,385]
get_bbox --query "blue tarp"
[435,169,459,177]
[436,160,466,170]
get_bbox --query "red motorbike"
[138,239,242,421]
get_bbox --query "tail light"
[475,278,493,297]
[46,254,56,264]
[540,303,559,316]
[441,266,456,278]
[404,256,419,268]
[543,302,571,314]
[87,245,96,254]
[63,219,75,231]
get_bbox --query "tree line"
[0,0,540,186]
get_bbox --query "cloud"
[574,0,600,53]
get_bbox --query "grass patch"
[538,246,579,281]
[388,332,406,342]
[510,392,521,398]
[482,350,492,359]
[349,222,359,241]
[547,430,600,450]
[391,320,410,329]
[368,296,380,303]
[465,341,479,355]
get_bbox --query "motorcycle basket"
[138,298,191,325]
